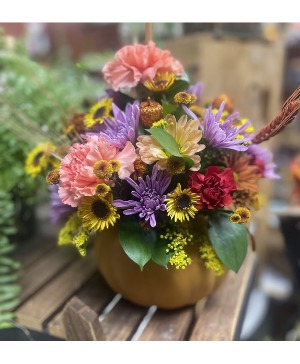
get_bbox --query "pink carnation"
[58,136,136,207]
[102,41,184,91]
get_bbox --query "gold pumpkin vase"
[94,226,227,309]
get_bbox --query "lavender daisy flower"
[183,102,252,151]
[186,82,204,101]
[113,165,171,227]
[87,101,140,149]
[49,185,76,225]
[247,144,280,179]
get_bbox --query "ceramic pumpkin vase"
[94,225,227,309]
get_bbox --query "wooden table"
[12,229,256,341]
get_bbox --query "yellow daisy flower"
[25,143,56,178]
[143,72,175,92]
[78,195,120,231]
[84,98,113,127]
[165,183,200,222]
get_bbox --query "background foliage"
[0,29,106,327]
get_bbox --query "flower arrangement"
[25,41,300,278]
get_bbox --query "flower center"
[93,106,106,120]
[175,194,191,210]
[166,156,186,175]
[92,200,110,219]
[93,160,113,179]
[33,151,44,166]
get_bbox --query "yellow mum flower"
[235,207,251,224]
[78,195,120,231]
[165,183,199,222]
[84,98,113,127]
[93,160,113,179]
[95,183,111,197]
[174,91,197,105]
[230,213,242,224]
[137,114,205,171]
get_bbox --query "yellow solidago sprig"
[84,97,113,128]
[165,183,200,221]
[230,207,251,224]
[58,212,90,256]
[199,240,225,276]
[165,232,192,270]
[25,142,57,178]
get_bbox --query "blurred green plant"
[0,191,21,328]
[0,29,105,328]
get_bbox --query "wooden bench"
[12,227,256,341]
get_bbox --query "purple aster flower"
[87,101,139,149]
[184,102,252,151]
[186,82,204,101]
[48,185,76,225]
[113,165,171,227]
[247,144,280,179]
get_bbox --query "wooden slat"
[47,272,115,339]
[15,252,97,331]
[61,297,106,341]
[19,245,77,303]
[188,251,256,341]
[14,237,56,269]
[100,299,148,341]
[138,306,194,341]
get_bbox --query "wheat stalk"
[252,86,300,144]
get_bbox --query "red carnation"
[188,166,236,210]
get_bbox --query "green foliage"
[0,191,20,328]
[119,217,171,269]
[0,32,106,329]
[147,127,194,169]
[208,212,248,273]
[0,33,105,195]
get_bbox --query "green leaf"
[0,298,20,311]
[119,220,152,270]
[151,241,171,268]
[147,127,181,157]
[0,312,15,322]
[0,321,15,329]
[208,212,248,273]
[147,127,194,170]
[162,101,177,117]
[183,156,194,169]
[166,79,190,97]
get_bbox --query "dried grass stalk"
[253,86,300,144]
